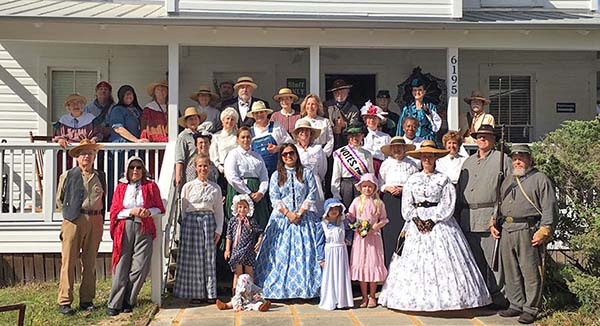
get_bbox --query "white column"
[446,47,459,131]
[309,45,320,95]
[168,43,180,143]
[42,149,56,222]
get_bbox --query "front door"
[325,74,376,108]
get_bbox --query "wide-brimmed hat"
[190,85,219,102]
[464,90,491,105]
[292,119,321,140]
[146,80,168,97]
[246,101,273,118]
[234,76,258,91]
[354,173,379,190]
[64,93,87,108]
[322,198,346,219]
[273,88,299,102]
[406,140,449,159]
[376,90,391,99]
[343,120,367,137]
[470,124,499,141]
[328,79,352,92]
[178,106,207,128]
[68,139,103,158]
[510,144,532,156]
[360,100,388,121]
[380,136,416,157]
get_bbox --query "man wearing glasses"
[56,139,106,316]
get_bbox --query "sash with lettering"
[334,145,369,181]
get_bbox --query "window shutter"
[51,70,97,123]
[489,75,532,143]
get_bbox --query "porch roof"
[1,0,600,30]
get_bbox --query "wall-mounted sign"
[556,102,576,113]
[287,78,307,99]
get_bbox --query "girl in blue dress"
[254,143,324,299]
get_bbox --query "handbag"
[394,230,406,256]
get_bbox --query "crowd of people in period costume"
[54,75,557,325]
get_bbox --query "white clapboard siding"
[178,0,455,17]
[0,223,114,253]
[479,0,592,9]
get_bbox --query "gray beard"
[513,168,526,177]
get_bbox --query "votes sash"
[334,145,369,181]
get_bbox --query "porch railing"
[0,142,168,222]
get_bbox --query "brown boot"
[258,300,271,312]
[216,299,229,310]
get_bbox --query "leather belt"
[503,216,540,224]
[80,209,102,215]
[467,202,495,209]
[414,201,439,208]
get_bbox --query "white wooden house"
[0,0,599,305]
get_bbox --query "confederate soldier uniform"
[457,125,511,307]
[56,140,106,315]
[324,79,360,150]
[497,144,557,324]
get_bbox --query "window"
[489,75,532,143]
[50,70,98,123]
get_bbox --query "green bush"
[532,116,600,314]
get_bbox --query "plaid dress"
[174,212,217,299]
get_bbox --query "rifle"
[491,124,506,272]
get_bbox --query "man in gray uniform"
[457,124,511,307]
[492,144,557,324]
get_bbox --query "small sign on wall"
[556,102,576,113]
[287,78,307,99]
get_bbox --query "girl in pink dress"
[347,173,388,308]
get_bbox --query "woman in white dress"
[300,94,334,157]
[435,130,468,185]
[379,140,491,311]
[292,119,326,215]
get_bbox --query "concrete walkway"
[151,298,522,326]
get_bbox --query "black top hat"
[376,90,391,99]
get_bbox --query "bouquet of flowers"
[349,220,371,238]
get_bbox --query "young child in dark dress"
[223,194,264,292]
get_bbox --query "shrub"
[532,116,600,313]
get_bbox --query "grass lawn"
[0,279,155,326]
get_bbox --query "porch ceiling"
[1,0,600,30]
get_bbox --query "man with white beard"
[491,144,557,324]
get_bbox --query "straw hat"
[234,76,258,91]
[380,136,416,157]
[464,90,491,105]
[146,80,168,97]
[328,79,352,92]
[273,88,299,102]
[470,124,499,141]
[246,101,273,118]
[292,119,321,140]
[190,85,219,102]
[406,140,449,160]
[178,106,207,128]
[64,93,87,108]
[68,139,103,158]
[354,173,379,191]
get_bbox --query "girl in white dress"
[379,140,491,311]
[318,198,354,311]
